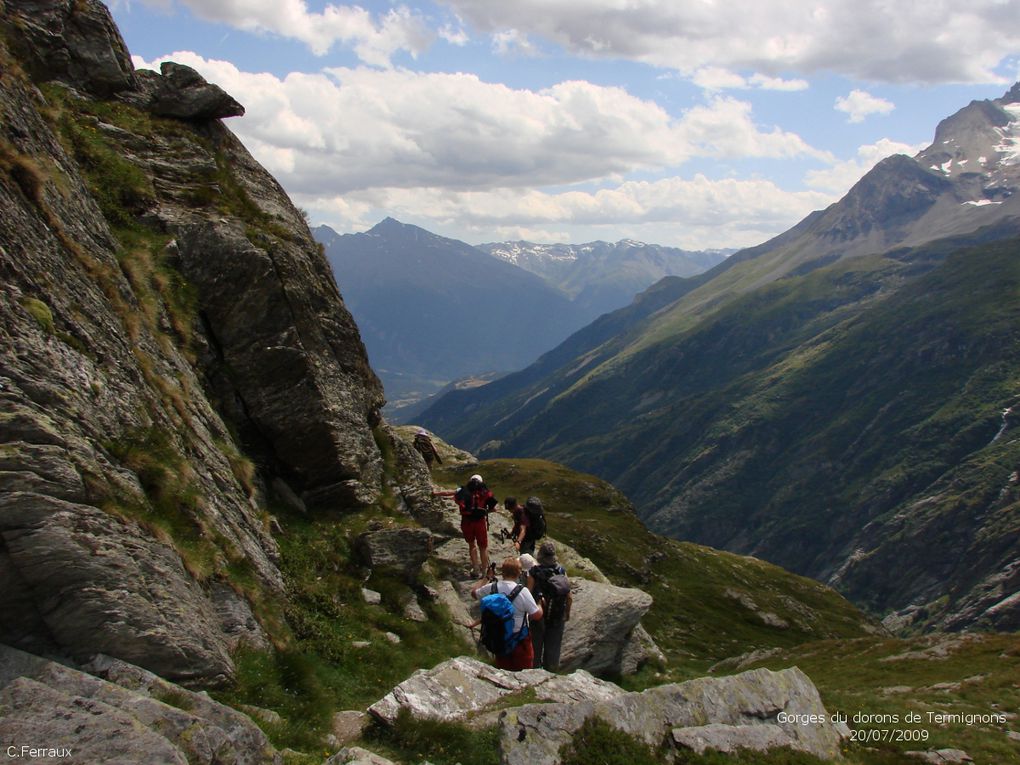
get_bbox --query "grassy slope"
[213,499,473,760]
[746,633,1020,764]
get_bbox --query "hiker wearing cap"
[412,429,442,469]
[529,541,572,671]
[518,553,538,587]
[469,557,543,671]
[455,474,497,578]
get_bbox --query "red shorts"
[495,634,534,672]
[461,517,488,548]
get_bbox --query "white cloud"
[805,138,926,194]
[438,0,1020,84]
[133,0,433,65]
[749,73,809,92]
[692,67,808,92]
[835,89,895,123]
[131,51,844,248]
[491,29,538,56]
[134,53,828,198]
[438,23,469,46]
[676,97,833,162]
[692,67,749,91]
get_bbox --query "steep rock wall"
[0,0,435,685]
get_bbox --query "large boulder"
[0,644,280,765]
[325,747,397,765]
[558,578,654,675]
[367,656,625,726]
[144,62,245,121]
[355,526,433,581]
[500,666,848,765]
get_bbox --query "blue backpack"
[479,583,528,656]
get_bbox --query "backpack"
[524,497,546,539]
[479,583,528,656]
[531,566,570,624]
[457,485,489,521]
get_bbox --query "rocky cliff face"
[0,0,438,686]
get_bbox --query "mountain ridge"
[315,219,589,406]
[479,238,730,318]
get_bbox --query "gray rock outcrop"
[355,526,433,581]
[500,666,847,765]
[0,644,280,764]
[325,747,397,765]
[368,656,625,726]
[4,0,137,95]
[0,494,233,684]
[142,62,245,121]
[557,578,654,675]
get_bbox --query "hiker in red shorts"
[455,474,497,578]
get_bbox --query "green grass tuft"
[365,708,500,765]
[558,716,662,765]
[19,296,54,334]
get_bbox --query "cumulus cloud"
[132,0,432,64]
[130,50,858,248]
[134,52,828,198]
[805,138,926,194]
[438,0,1020,84]
[835,89,895,123]
[675,97,833,162]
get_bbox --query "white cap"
[470,474,483,483]
[519,554,537,572]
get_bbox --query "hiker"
[514,496,546,556]
[504,496,528,550]
[412,429,442,468]
[529,541,572,672]
[455,474,497,578]
[469,557,543,671]
[518,553,537,587]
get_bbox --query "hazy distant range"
[314,219,730,411]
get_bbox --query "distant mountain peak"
[1001,80,1020,105]
[368,216,410,233]
[913,82,1020,198]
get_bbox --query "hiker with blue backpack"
[469,557,543,671]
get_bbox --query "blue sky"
[108,0,1019,250]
